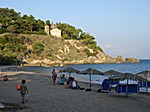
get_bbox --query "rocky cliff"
[20,34,139,66]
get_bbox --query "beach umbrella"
[79,68,104,89]
[109,73,147,82]
[104,70,123,76]
[136,70,150,93]
[59,67,80,77]
[109,73,147,97]
[103,70,123,86]
[136,70,150,78]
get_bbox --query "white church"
[45,24,61,38]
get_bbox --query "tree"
[32,42,44,56]
[37,19,45,31]
[0,8,46,34]
[45,20,50,26]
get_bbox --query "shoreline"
[0,58,144,69]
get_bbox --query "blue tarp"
[103,79,119,85]
[115,84,139,93]
[138,81,150,87]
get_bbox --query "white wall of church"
[50,28,61,37]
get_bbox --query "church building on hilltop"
[44,24,61,37]
[44,25,50,35]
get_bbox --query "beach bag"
[26,93,30,101]
[97,89,102,93]
[64,81,67,86]
[16,84,21,91]
[72,81,77,88]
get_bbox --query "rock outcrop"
[115,55,125,63]
[125,58,140,63]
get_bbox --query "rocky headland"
[20,34,139,67]
[0,33,139,67]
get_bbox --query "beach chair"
[103,79,119,86]
[101,81,110,93]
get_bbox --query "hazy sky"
[1,0,150,59]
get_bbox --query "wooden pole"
[126,78,129,98]
[90,73,91,89]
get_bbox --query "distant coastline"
[140,59,150,61]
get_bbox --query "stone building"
[51,24,57,29]
[44,25,50,35]
[50,28,61,37]
[44,24,61,37]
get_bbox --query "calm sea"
[14,59,150,84]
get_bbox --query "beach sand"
[0,71,150,112]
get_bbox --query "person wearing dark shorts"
[20,80,29,104]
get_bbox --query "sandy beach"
[0,71,150,112]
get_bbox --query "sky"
[1,0,150,59]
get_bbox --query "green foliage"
[0,8,104,65]
[0,34,27,65]
[32,42,44,55]
[0,8,45,34]
[84,48,93,57]
[0,43,3,50]
[82,38,95,45]
[0,28,6,34]
[96,46,103,52]
[56,22,103,52]
[0,54,17,65]
[47,53,52,58]
[62,33,69,39]
[62,58,69,62]
[80,32,95,40]
[56,23,82,39]
[45,20,50,26]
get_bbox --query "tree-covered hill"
[0,8,103,51]
[0,8,139,65]
[0,33,105,65]
[0,8,105,65]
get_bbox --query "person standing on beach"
[20,80,29,104]
[52,69,57,85]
